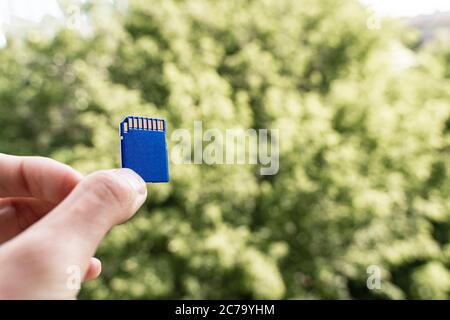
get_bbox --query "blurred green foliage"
[0,0,449,299]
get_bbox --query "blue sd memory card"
[120,116,169,183]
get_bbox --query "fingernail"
[115,169,147,207]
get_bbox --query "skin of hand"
[0,153,147,299]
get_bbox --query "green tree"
[0,0,449,299]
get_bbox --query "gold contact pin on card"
[134,118,138,128]
[143,118,148,129]
[128,118,133,128]
[159,120,163,131]
[139,118,142,129]
[153,119,157,130]
[124,122,128,133]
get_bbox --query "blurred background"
[0,0,449,299]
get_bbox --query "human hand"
[0,154,147,299]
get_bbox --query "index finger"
[0,154,82,204]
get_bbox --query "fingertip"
[84,257,102,282]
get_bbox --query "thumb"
[39,168,147,263]
[0,169,147,299]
